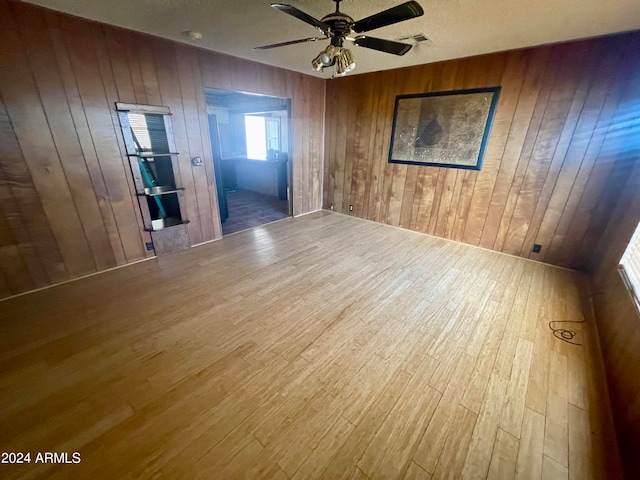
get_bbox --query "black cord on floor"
[548,291,605,346]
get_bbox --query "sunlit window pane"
[619,220,640,313]
[245,115,267,160]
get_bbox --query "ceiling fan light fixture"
[311,54,325,71]
[320,44,338,66]
[343,48,356,71]
[312,44,340,72]
[334,48,356,76]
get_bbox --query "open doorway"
[206,88,292,235]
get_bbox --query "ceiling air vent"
[397,33,430,44]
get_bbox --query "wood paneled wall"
[588,91,640,478]
[323,31,640,270]
[0,0,324,299]
[591,247,640,480]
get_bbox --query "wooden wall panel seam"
[99,25,156,259]
[59,14,147,263]
[0,91,55,290]
[543,48,631,266]
[153,38,203,245]
[518,41,600,259]
[92,23,152,261]
[43,10,128,267]
[175,44,212,243]
[470,51,525,246]
[532,40,620,265]
[0,190,36,294]
[499,46,568,257]
[14,4,108,274]
[191,51,222,240]
[477,49,547,250]
[1,3,79,283]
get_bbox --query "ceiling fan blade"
[352,36,413,56]
[271,4,330,33]
[253,37,325,50]
[352,1,424,33]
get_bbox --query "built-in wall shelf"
[117,102,191,255]
[127,152,180,158]
[137,186,185,197]
[146,218,191,232]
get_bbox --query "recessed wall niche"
[116,103,190,255]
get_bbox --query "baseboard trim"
[322,209,579,273]
[0,256,155,303]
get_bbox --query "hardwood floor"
[0,211,621,479]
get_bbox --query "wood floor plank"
[319,368,413,480]
[430,404,478,480]
[357,381,441,478]
[0,211,619,480]
[524,267,555,415]
[461,373,509,480]
[292,416,355,480]
[462,261,525,414]
[492,264,534,379]
[500,338,534,438]
[568,403,592,480]
[544,348,570,467]
[404,461,432,480]
[515,407,545,480]
[542,455,569,480]
[414,354,476,473]
[487,428,520,480]
[349,466,371,480]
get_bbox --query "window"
[266,118,280,151]
[244,115,281,160]
[245,115,267,160]
[128,112,170,153]
[619,221,640,311]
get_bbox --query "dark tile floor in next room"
[222,189,290,235]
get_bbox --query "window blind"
[618,221,640,312]
[128,113,170,153]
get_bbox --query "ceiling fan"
[254,0,424,76]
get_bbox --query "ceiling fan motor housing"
[321,13,354,42]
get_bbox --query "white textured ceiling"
[23,0,640,78]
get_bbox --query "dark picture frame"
[388,87,501,170]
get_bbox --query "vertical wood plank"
[16,6,117,272]
[153,39,202,244]
[92,23,153,259]
[0,190,35,294]
[57,13,145,262]
[479,48,548,250]
[176,44,213,242]
[44,10,127,267]
[191,49,222,240]
[0,94,55,289]
[0,3,92,279]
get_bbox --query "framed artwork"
[388,87,501,170]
